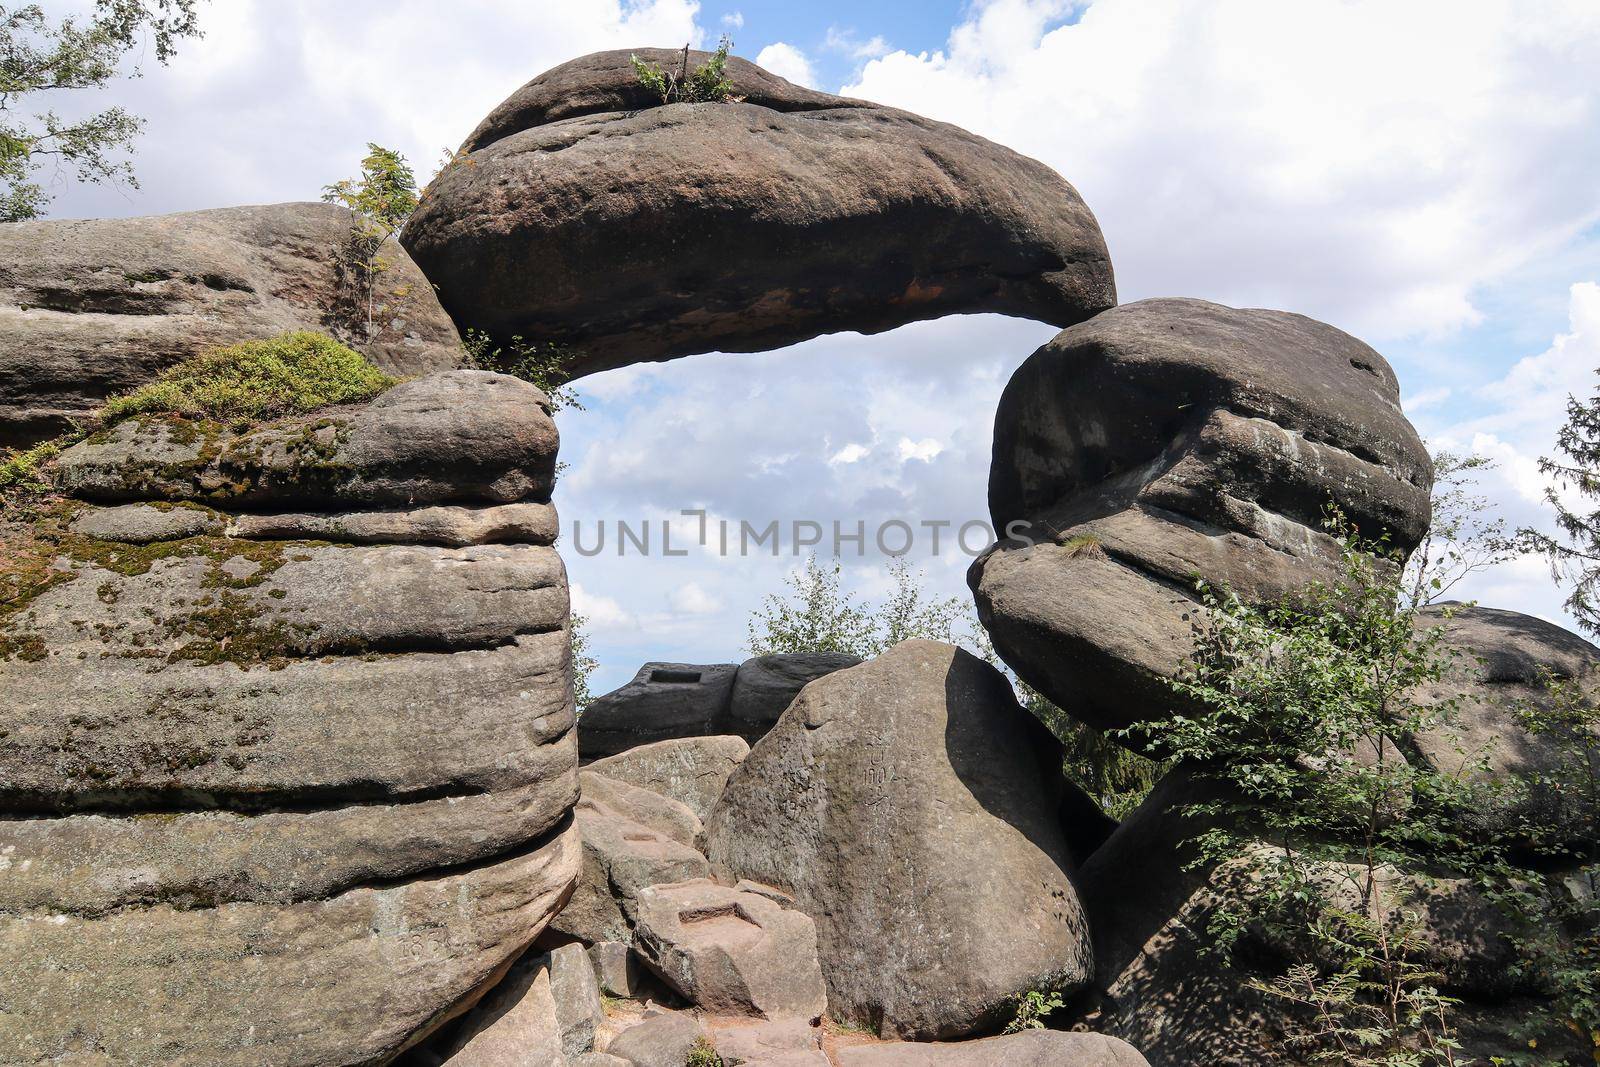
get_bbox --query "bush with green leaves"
[631,36,734,105]
[322,143,419,336]
[1003,987,1066,1033]
[683,1036,724,1067]
[1123,514,1485,1065]
[458,329,582,412]
[570,612,599,710]
[1,0,205,221]
[98,331,395,428]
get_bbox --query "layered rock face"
[971,298,1433,733]
[402,49,1116,377]
[0,371,580,1065]
[0,202,462,448]
[704,640,1093,1040]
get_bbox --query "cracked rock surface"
[970,297,1433,734]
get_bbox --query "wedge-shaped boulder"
[633,878,828,1021]
[56,370,557,508]
[586,735,750,821]
[703,640,1091,1039]
[402,49,1115,376]
[417,941,605,1064]
[972,298,1432,733]
[0,201,460,448]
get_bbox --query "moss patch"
[98,331,395,429]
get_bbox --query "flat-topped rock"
[0,201,460,448]
[837,1031,1151,1067]
[972,298,1432,734]
[578,661,740,758]
[402,49,1115,376]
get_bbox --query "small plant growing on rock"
[458,328,582,412]
[1003,987,1065,1033]
[631,36,734,105]
[684,1036,724,1067]
[99,331,395,428]
[322,143,419,336]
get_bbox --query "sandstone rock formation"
[0,370,579,1065]
[972,298,1433,734]
[836,1031,1152,1067]
[632,878,829,1021]
[578,661,740,757]
[585,735,751,820]
[728,651,861,741]
[417,943,605,1065]
[402,49,1115,377]
[550,771,711,944]
[704,640,1093,1039]
[0,202,461,448]
[578,653,859,757]
[1409,602,1600,846]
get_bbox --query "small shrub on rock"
[631,37,734,105]
[99,331,395,428]
[684,1036,724,1067]
[1003,987,1065,1033]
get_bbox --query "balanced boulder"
[402,48,1115,377]
[971,298,1432,734]
[703,640,1092,1039]
[0,371,579,1065]
[0,202,460,448]
[727,651,861,741]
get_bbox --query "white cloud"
[1402,387,1452,414]
[829,442,871,465]
[825,26,891,59]
[842,0,1600,340]
[753,42,817,88]
[896,437,944,463]
[571,582,638,629]
[668,582,723,615]
[722,11,744,29]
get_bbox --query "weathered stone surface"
[69,501,225,542]
[580,770,703,846]
[586,735,750,820]
[57,370,558,508]
[402,49,1115,377]
[633,878,828,1021]
[549,942,607,1057]
[704,640,1091,1039]
[422,942,567,1067]
[590,940,646,998]
[1409,603,1600,845]
[837,1031,1152,1067]
[972,298,1432,733]
[550,774,711,944]
[578,661,740,758]
[3,372,580,1064]
[0,201,461,448]
[228,500,559,547]
[727,652,860,742]
[604,1011,707,1067]
[708,1017,824,1066]
[0,822,580,1067]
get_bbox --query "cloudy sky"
[39,0,1600,693]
